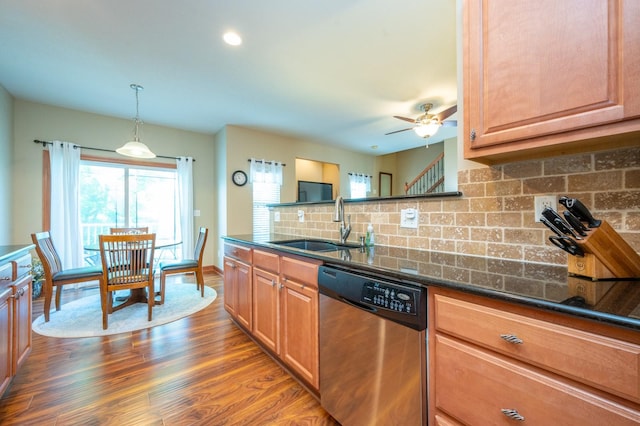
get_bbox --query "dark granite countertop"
[0,245,35,263]
[223,234,640,332]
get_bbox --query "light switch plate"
[400,208,418,229]
[298,210,304,222]
[274,211,281,222]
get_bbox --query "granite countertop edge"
[223,234,640,332]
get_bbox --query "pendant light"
[116,84,156,159]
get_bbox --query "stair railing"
[404,152,445,195]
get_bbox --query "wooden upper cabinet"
[463,0,640,164]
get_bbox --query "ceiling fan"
[386,103,457,138]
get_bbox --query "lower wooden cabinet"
[0,283,13,396]
[429,288,640,424]
[0,247,33,397]
[252,249,320,390]
[280,276,318,389]
[223,243,252,330]
[252,266,279,353]
[435,334,640,425]
[11,274,32,374]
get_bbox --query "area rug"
[32,284,217,338]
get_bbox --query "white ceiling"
[0,0,457,155]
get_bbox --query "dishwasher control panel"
[361,281,418,315]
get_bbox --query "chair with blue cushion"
[31,231,104,322]
[158,227,208,304]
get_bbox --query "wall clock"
[232,170,248,186]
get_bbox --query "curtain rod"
[348,172,372,177]
[247,159,286,166]
[33,139,195,161]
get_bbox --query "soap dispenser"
[366,224,375,246]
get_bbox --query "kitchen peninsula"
[223,233,640,425]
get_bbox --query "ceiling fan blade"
[441,120,457,127]
[385,127,414,135]
[393,115,417,123]
[436,105,457,122]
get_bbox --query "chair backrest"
[109,227,149,234]
[99,233,156,286]
[193,227,209,264]
[31,232,64,278]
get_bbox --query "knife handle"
[563,211,588,236]
[559,197,602,228]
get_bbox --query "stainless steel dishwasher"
[318,265,427,426]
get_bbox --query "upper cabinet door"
[463,0,640,163]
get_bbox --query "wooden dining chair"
[31,231,104,322]
[158,227,208,304]
[98,233,156,330]
[109,227,149,234]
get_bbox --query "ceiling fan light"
[116,141,156,158]
[414,121,440,138]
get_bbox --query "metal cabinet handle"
[500,334,523,345]
[270,279,276,287]
[0,277,11,281]
[501,408,524,421]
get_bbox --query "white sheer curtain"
[49,141,82,269]
[249,158,283,184]
[348,173,372,198]
[177,157,194,259]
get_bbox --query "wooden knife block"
[567,220,640,280]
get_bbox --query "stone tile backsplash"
[272,147,640,266]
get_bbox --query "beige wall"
[0,86,12,244]
[216,125,378,266]
[11,100,217,266]
[272,146,640,266]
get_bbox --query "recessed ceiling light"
[371,145,378,150]
[223,31,242,46]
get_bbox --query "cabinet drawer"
[435,334,640,426]
[0,263,11,285]
[224,243,252,264]
[253,249,280,274]
[280,256,321,288]
[12,253,32,280]
[434,294,640,402]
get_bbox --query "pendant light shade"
[117,84,156,159]
[116,141,156,158]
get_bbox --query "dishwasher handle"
[339,296,377,313]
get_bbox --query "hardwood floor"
[0,273,338,425]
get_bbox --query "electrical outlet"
[274,211,280,222]
[297,210,304,223]
[534,195,556,222]
[400,208,419,229]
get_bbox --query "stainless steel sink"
[269,239,359,252]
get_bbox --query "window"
[348,173,371,199]
[252,181,280,238]
[79,160,179,264]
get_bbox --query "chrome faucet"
[333,196,351,244]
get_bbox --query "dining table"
[84,238,182,309]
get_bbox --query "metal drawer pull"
[500,334,523,344]
[501,408,525,421]
[0,277,11,281]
